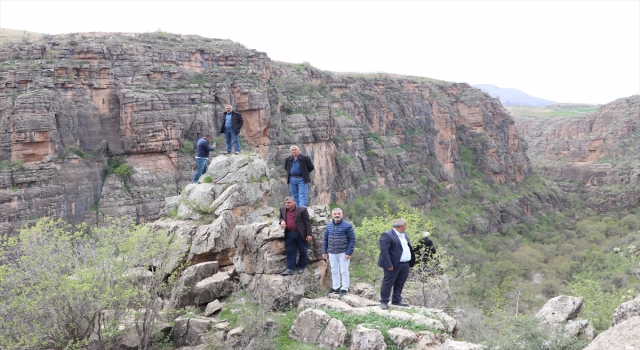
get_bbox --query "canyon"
[0,31,531,235]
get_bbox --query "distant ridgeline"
[473,84,555,107]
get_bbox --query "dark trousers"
[380,262,410,304]
[285,231,308,270]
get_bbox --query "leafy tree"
[0,217,183,349]
[352,203,432,284]
[564,274,625,333]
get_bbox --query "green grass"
[506,105,598,117]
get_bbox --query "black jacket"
[279,205,312,240]
[415,237,436,262]
[377,228,416,269]
[218,111,243,134]
[284,154,315,184]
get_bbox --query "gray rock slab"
[583,316,640,350]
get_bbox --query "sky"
[1,1,638,104]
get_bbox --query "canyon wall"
[515,96,640,212]
[0,32,530,235]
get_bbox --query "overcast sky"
[1,1,638,104]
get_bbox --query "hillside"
[0,28,43,45]
[1,31,640,348]
[474,84,555,107]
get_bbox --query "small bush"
[70,147,92,158]
[180,140,194,155]
[114,164,134,178]
[202,175,213,183]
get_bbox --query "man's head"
[392,218,407,233]
[204,133,212,140]
[284,196,296,209]
[422,231,431,238]
[290,145,300,158]
[225,105,233,113]
[332,208,343,222]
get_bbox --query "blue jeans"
[289,177,309,207]
[285,231,308,271]
[224,128,240,153]
[193,158,208,183]
[380,262,410,304]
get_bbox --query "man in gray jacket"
[322,208,356,296]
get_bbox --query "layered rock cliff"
[515,96,640,212]
[0,32,530,235]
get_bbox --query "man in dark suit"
[378,218,416,309]
[279,196,313,275]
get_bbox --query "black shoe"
[380,303,388,310]
[339,290,348,296]
[326,288,339,295]
[392,301,410,307]
[280,269,295,275]
[298,268,305,274]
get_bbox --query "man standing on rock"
[193,133,216,183]
[218,104,243,155]
[322,208,356,296]
[284,145,315,207]
[279,196,313,275]
[378,218,416,310]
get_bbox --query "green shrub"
[114,163,134,178]
[202,175,213,183]
[180,140,194,155]
[0,217,184,349]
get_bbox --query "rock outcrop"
[534,295,594,340]
[0,31,530,235]
[515,96,640,213]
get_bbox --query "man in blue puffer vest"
[322,208,356,296]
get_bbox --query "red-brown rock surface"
[0,32,529,234]
[515,96,640,212]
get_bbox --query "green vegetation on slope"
[505,104,599,117]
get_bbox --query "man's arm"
[305,155,315,173]
[279,207,286,227]
[206,140,216,151]
[301,208,312,241]
[236,112,243,130]
[379,233,393,270]
[322,225,329,258]
[345,224,356,257]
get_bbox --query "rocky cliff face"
[0,32,529,235]
[515,96,640,212]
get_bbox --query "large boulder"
[171,317,214,347]
[535,295,583,325]
[289,309,332,344]
[243,273,308,310]
[193,271,234,305]
[146,219,197,273]
[350,324,387,350]
[188,210,237,264]
[612,295,640,326]
[317,318,348,349]
[582,316,640,350]
[170,261,219,308]
[233,222,287,274]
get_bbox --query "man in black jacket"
[279,197,313,275]
[284,145,315,207]
[218,105,243,154]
